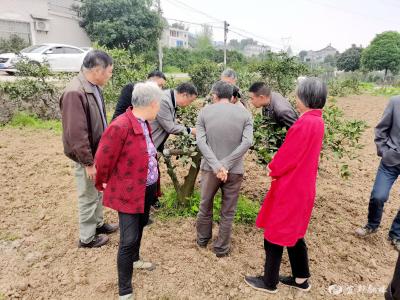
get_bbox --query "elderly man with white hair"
[95,81,163,300]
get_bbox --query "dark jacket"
[386,252,400,300]
[59,72,107,166]
[262,92,298,129]
[95,109,160,214]
[112,83,134,121]
[375,96,400,166]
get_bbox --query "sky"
[161,0,400,53]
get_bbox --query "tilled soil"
[0,94,399,300]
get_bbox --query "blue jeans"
[367,161,400,239]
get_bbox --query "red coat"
[95,109,160,214]
[256,109,324,246]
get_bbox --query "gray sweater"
[196,102,253,174]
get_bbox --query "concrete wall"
[0,0,91,47]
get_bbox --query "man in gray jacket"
[150,82,198,151]
[248,82,298,129]
[196,81,253,257]
[356,96,400,251]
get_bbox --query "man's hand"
[190,127,197,136]
[216,167,228,183]
[85,164,96,182]
[102,183,107,189]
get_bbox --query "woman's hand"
[102,183,107,189]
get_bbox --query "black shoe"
[196,240,208,248]
[244,276,278,294]
[78,234,109,248]
[152,200,161,209]
[96,223,119,234]
[279,276,311,291]
[215,251,229,258]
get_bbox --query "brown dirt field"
[0,94,399,300]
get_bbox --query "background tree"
[194,24,213,50]
[323,54,337,68]
[361,31,400,78]
[78,0,163,52]
[337,44,363,72]
[250,52,308,96]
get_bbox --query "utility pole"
[157,0,163,71]
[223,20,229,67]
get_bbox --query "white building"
[304,44,338,63]
[243,44,271,57]
[0,0,91,47]
[161,26,189,49]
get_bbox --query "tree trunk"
[178,151,202,207]
[163,150,202,208]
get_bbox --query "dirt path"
[0,94,398,300]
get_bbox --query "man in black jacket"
[112,70,166,120]
[386,252,400,300]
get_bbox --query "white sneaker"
[119,293,133,300]
[133,260,156,271]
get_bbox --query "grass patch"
[157,188,260,224]
[0,292,5,300]
[0,231,20,241]
[360,82,400,97]
[6,112,62,134]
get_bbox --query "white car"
[0,43,90,75]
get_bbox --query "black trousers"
[386,252,400,300]
[118,183,157,296]
[263,238,311,289]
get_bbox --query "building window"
[176,40,183,47]
[0,19,31,44]
[170,30,177,37]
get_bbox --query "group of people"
[59,50,399,299]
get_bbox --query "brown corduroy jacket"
[59,72,107,166]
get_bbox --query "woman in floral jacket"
[95,82,162,300]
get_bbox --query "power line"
[163,0,223,23]
[165,18,224,29]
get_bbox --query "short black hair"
[249,82,271,97]
[147,70,166,80]
[211,81,233,100]
[296,77,327,109]
[83,50,113,69]
[232,85,241,98]
[176,82,198,96]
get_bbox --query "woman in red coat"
[95,82,162,300]
[245,77,327,294]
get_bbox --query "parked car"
[0,43,90,75]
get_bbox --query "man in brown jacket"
[60,50,118,248]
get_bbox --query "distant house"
[0,0,91,47]
[243,44,271,57]
[303,44,338,63]
[161,26,189,49]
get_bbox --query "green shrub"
[15,57,52,82]
[188,60,221,96]
[0,78,56,101]
[157,188,259,224]
[250,53,308,96]
[94,45,156,103]
[0,34,29,53]
[328,77,361,97]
